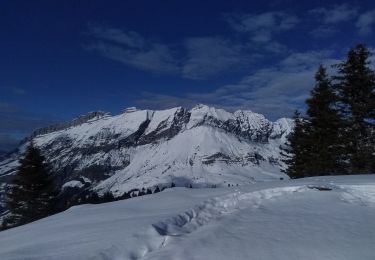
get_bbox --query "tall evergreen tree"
[333,44,375,174]
[304,65,342,175]
[2,144,58,229]
[284,111,310,178]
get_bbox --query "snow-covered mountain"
[0,104,292,204]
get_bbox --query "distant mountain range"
[0,104,293,213]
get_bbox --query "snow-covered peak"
[184,105,281,143]
[122,107,138,113]
[29,105,292,143]
[234,110,271,132]
[270,118,294,139]
[0,104,294,210]
[234,109,267,123]
[29,111,111,138]
[187,104,234,129]
[145,107,182,135]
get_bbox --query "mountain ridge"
[0,104,293,210]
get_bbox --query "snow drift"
[0,175,374,260]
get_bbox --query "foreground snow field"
[0,175,374,260]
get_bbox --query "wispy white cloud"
[224,12,299,39]
[356,9,375,35]
[310,4,358,24]
[136,50,341,119]
[309,5,375,37]
[86,9,373,119]
[87,26,267,79]
[309,4,358,38]
[309,26,338,38]
[89,26,145,48]
[181,37,255,79]
[87,41,180,74]
[87,26,180,74]
[87,10,302,79]
[222,11,297,53]
[225,11,296,44]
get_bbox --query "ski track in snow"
[143,187,309,258]
[136,184,374,260]
[1,177,374,260]
[339,185,375,206]
[95,183,375,260]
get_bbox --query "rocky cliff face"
[0,105,293,206]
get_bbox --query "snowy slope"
[0,104,292,202]
[96,125,284,196]
[0,175,374,260]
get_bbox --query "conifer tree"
[284,111,310,178]
[101,191,115,202]
[333,44,375,174]
[304,65,342,175]
[88,192,100,204]
[122,192,131,199]
[138,188,145,196]
[3,144,58,229]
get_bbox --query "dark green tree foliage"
[138,188,145,196]
[86,192,100,204]
[333,44,375,174]
[284,111,310,178]
[286,44,375,178]
[304,65,342,175]
[3,144,58,229]
[101,192,115,202]
[121,192,131,199]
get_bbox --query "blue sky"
[1,0,375,151]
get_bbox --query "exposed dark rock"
[0,106,292,218]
